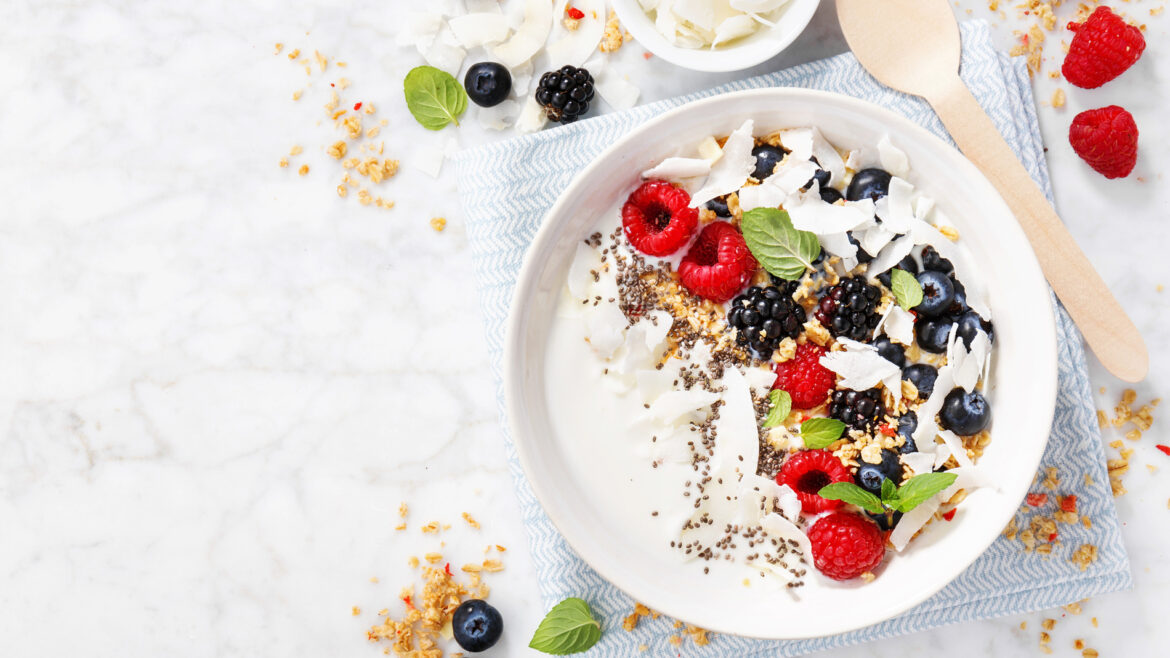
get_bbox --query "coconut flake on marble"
[448,13,512,48]
[690,119,756,207]
[877,134,910,178]
[515,96,548,133]
[420,24,467,74]
[642,157,712,181]
[491,0,553,68]
[477,99,519,131]
[593,63,641,111]
[466,0,504,12]
[546,0,606,66]
[399,12,442,49]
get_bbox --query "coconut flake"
[642,157,711,181]
[881,176,915,233]
[949,329,991,392]
[880,304,916,346]
[912,365,955,446]
[777,128,812,161]
[466,0,504,12]
[673,0,718,31]
[819,231,858,260]
[788,192,873,235]
[865,233,915,277]
[448,13,511,48]
[938,429,975,469]
[711,14,756,47]
[697,136,723,163]
[877,134,910,178]
[890,493,942,551]
[419,25,467,74]
[712,366,761,473]
[477,99,519,131]
[820,338,901,391]
[398,12,442,49]
[491,0,553,68]
[515,96,548,133]
[593,64,641,110]
[690,119,755,207]
[901,452,936,477]
[649,389,720,426]
[546,0,606,66]
[810,127,846,186]
[731,0,790,13]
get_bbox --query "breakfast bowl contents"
[505,89,1057,638]
[611,0,821,72]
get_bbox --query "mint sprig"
[763,390,792,428]
[403,65,467,130]
[800,417,846,449]
[529,597,602,655]
[889,268,923,310]
[818,472,958,515]
[741,208,821,281]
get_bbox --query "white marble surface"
[1,1,1167,656]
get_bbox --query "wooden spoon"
[838,0,1148,382]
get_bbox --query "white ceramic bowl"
[611,0,821,72]
[504,89,1057,639]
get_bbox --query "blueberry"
[464,62,512,108]
[877,254,919,288]
[867,509,904,531]
[819,186,844,204]
[915,318,954,354]
[915,270,956,318]
[846,168,892,202]
[856,449,902,495]
[705,197,731,218]
[897,412,918,453]
[955,310,995,348]
[752,145,787,180]
[939,388,991,436]
[804,156,832,190]
[921,245,954,274]
[811,247,826,266]
[873,336,906,367]
[948,277,968,316]
[902,364,938,397]
[452,599,504,652]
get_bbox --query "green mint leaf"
[528,597,602,655]
[818,482,885,514]
[880,476,897,503]
[800,417,847,449]
[741,207,821,281]
[763,390,792,428]
[403,65,467,131]
[890,268,924,310]
[891,472,958,513]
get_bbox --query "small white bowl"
[504,88,1058,639]
[611,0,821,72]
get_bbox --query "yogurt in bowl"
[505,89,1057,638]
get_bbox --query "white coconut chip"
[712,366,761,471]
[777,128,813,161]
[914,194,936,221]
[582,301,628,359]
[858,224,896,258]
[515,96,548,133]
[673,0,718,31]
[655,1,680,45]
[877,134,911,178]
[880,304,916,346]
[819,231,858,260]
[810,127,846,186]
[819,338,901,392]
[948,329,992,392]
[711,14,757,47]
[732,0,790,12]
[491,0,553,68]
[547,0,606,66]
[448,13,512,48]
[880,176,916,233]
[737,180,786,213]
[690,119,755,207]
[639,0,661,10]
[901,452,936,477]
[477,99,519,131]
[649,389,720,426]
[697,136,723,163]
[866,233,915,277]
[419,24,467,74]
[593,64,641,110]
[911,364,955,446]
[635,367,676,407]
[890,493,941,551]
[398,12,442,49]
[466,0,504,13]
[938,429,975,470]
[788,192,873,235]
[642,157,711,181]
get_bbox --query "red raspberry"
[621,180,699,257]
[1069,105,1138,179]
[775,449,852,514]
[773,343,835,409]
[1062,6,1145,89]
[677,222,757,303]
[807,511,886,581]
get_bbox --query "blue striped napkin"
[453,21,1131,656]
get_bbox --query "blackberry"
[535,65,594,123]
[814,276,882,342]
[727,282,806,360]
[829,388,885,430]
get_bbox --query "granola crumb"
[1083,650,1099,658]
[431,217,448,232]
[274,43,284,55]
[1020,621,1027,630]
[461,512,480,529]
[1070,544,1099,571]
[421,521,440,534]
[622,613,640,631]
[1062,601,1083,615]
[1091,617,1098,628]
[1041,618,1056,631]
[408,556,419,568]
[599,10,625,52]
[352,605,361,616]
[1074,639,1085,650]
[1052,88,1066,108]
[337,184,348,198]
[859,571,876,583]
[279,157,289,168]
[298,164,309,176]
[938,225,960,241]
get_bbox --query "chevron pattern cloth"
[454,21,1130,656]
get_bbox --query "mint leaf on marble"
[404,65,467,130]
[741,207,820,281]
[800,417,847,450]
[890,268,923,310]
[763,389,792,428]
[529,597,602,655]
[817,482,884,515]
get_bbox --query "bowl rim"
[503,87,1058,639]
[610,0,822,72]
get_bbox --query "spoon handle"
[924,76,1147,382]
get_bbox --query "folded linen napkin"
[454,20,1130,656]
